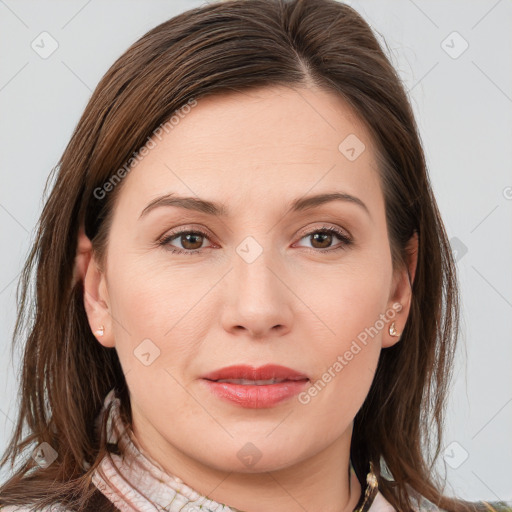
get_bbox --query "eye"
[158,225,353,255]
[158,228,213,255]
[294,225,353,252]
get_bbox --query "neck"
[131,414,362,512]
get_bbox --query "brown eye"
[159,225,352,256]
[296,227,352,252]
[310,231,334,249]
[159,229,211,254]
[178,232,205,250]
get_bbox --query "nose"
[220,244,293,340]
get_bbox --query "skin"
[78,84,418,512]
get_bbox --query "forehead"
[115,85,381,219]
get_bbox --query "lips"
[215,378,288,385]
[201,364,309,383]
[200,364,310,408]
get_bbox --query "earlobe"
[77,228,115,348]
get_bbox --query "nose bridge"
[222,233,292,336]
[233,234,280,297]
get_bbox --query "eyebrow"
[139,191,370,219]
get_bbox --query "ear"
[75,227,115,348]
[382,230,419,348]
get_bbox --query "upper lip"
[201,364,309,381]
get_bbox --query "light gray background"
[1,0,511,503]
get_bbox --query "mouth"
[200,365,310,408]
[210,377,309,385]
[201,364,309,383]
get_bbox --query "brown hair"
[0,0,486,510]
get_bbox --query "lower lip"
[201,379,309,408]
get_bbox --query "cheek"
[298,257,391,341]
[105,256,190,361]
[299,299,383,435]
[295,260,389,407]
[107,252,206,333]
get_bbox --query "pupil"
[183,233,202,249]
[312,232,331,248]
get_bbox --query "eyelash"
[157,225,353,256]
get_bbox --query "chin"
[200,443,308,474]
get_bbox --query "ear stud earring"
[95,325,105,337]
[388,322,400,337]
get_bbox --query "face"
[83,85,414,477]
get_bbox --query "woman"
[0,0,509,511]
